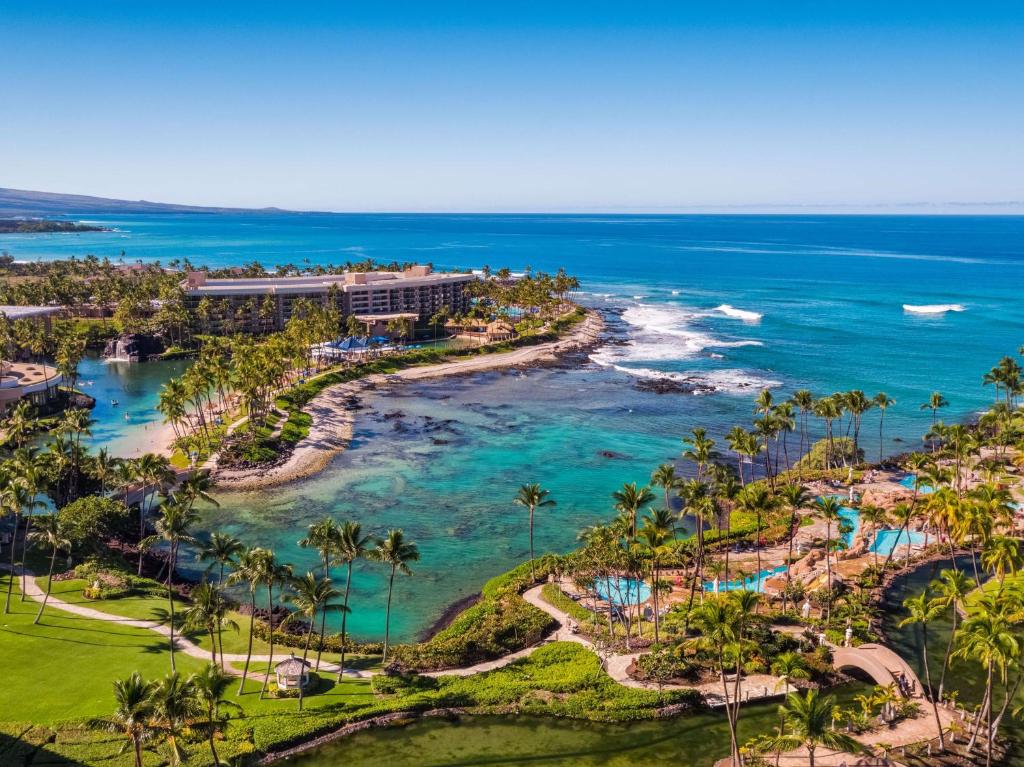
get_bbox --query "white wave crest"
[671,290,681,295]
[902,303,966,314]
[589,357,781,394]
[712,304,763,322]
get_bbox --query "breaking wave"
[902,303,966,314]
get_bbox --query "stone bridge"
[832,642,924,698]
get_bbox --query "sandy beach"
[210,310,604,491]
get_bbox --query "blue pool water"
[595,577,651,606]
[704,565,787,593]
[899,474,935,494]
[870,528,928,556]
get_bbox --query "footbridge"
[832,643,924,698]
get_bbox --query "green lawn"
[0,573,206,724]
[33,575,379,664]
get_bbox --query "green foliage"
[390,561,556,671]
[794,437,863,470]
[57,495,130,555]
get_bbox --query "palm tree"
[735,484,778,590]
[930,568,972,701]
[142,501,199,672]
[777,689,863,767]
[91,447,118,495]
[1,477,42,613]
[190,663,240,767]
[638,508,675,643]
[285,572,345,710]
[813,496,842,623]
[778,485,809,611]
[790,390,815,478]
[92,672,157,767]
[514,483,557,580]
[858,504,889,566]
[874,392,895,462]
[181,581,237,667]
[954,605,1020,766]
[611,482,655,539]
[227,546,272,695]
[686,597,743,765]
[333,521,370,677]
[982,535,1023,588]
[899,589,946,750]
[650,463,679,510]
[259,556,293,700]
[149,672,199,767]
[771,650,810,696]
[27,515,70,625]
[921,392,949,452]
[682,427,716,482]
[199,532,244,587]
[370,529,420,664]
[299,517,343,669]
[134,453,176,575]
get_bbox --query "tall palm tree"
[954,605,1020,766]
[899,589,946,750]
[858,504,889,566]
[930,568,972,702]
[650,463,679,510]
[812,496,842,623]
[199,532,244,587]
[133,453,176,575]
[874,392,895,462]
[514,483,557,581]
[778,484,809,611]
[149,672,200,767]
[227,546,272,695]
[334,521,370,677]
[259,556,293,700]
[638,508,675,643]
[181,581,237,667]
[777,689,863,767]
[299,516,341,665]
[190,663,240,767]
[370,529,420,665]
[682,427,716,482]
[982,535,1023,588]
[790,389,815,478]
[27,514,70,625]
[735,484,778,591]
[92,672,157,767]
[611,482,654,539]
[686,597,743,765]
[921,391,949,452]
[285,572,345,710]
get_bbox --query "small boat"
[110,399,118,406]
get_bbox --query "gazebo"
[275,655,312,691]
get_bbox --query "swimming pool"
[818,496,861,548]
[899,474,934,494]
[704,565,787,593]
[595,577,651,605]
[870,528,927,556]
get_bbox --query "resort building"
[181,266,476,334]
[0,306,64,415]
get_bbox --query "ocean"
[5,213,1023,640]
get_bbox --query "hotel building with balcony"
[181,265,476,334]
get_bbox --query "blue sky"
[3,2,1023,212]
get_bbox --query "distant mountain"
[0,187,294,217]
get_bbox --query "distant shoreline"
[0,218,108,234]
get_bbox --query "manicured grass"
[0,573,206,724]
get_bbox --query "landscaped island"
[0,256,1022,766]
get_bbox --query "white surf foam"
[712,304,763,322]
[902,303,966,314]
[671,289,681,295]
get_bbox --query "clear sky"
[3,1,1023,212]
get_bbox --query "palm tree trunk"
[133,736,143,767]
[336,562,353,683]
[937,607,957,701]
[920,624,945,750]
[34,545,58,624]
[529,506,536,581]
[4,514,19,613]
[260,584,275,699]
[167,543,177,672]
[238,589,256,695]
[382,567,396,664]
[825,521,833,624]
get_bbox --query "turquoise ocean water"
[4,214,1023,640]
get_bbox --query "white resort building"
[181,265,475,333]
[0,306,64,415]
